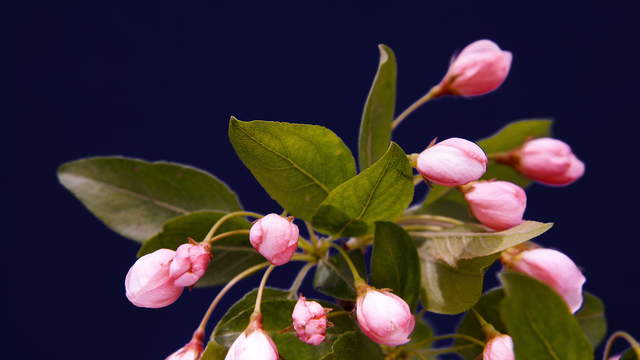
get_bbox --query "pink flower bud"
[225,328,279,360]
[515,138,585,186]
[292,295,330,346]
[417,137,487,186]
[504,248,586,313]
[125,249,184,308]
[165,334,204,360]
[483,335,515,360]
[356,288,415,346]
[439,39,512,97]
[169,243,212,287]
[249,214,299,266]
[463,181,526,231]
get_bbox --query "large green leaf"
[622,349,640,359]
[500,272,593,359]
[58,157,242,242]
[137,211,264,287]
[419,251,498,315]
[414,221,553,267]
[370,222,420,310]
[211,288,357,359]
[320,331,385,360]
[455,288,507,360]
[406,318,438,360]
[314,249,367,300]
[200,341,227,360]
[358,44,397,171]
[415,119,553,218]
[575,292,607,349]
[312,143,413,237]
[228,118,356,220]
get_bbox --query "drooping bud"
[249,213,299,266]
[170,242,212,287]
[438,39,512,97]
[514,137,585,186]
[483,334,515,360]
[463,180,526,231]
[292,295,330,346]
[225,317,279,360]
[355,287,415,346]
[502,248,585,313]
[125,249,184,308]
[165,331,204,360]
[416,137,488,186]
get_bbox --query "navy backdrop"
[10,1,640,358]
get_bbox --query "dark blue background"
[10,1,639,358]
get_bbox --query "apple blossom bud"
[416,137,487,186]
[170,243,212,287]
[502,248,586,313]
[225,325,279,360]
[356,288,415,346]
[292,295,330,346]
[166,332,204,360]
[463,181,526,231]
[125,249,183,308]
[483,334,515,360]
[249,213,299,266]
[515,138,585,186]
[439,39,512,97]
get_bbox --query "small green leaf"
[500,272,593,360]
[58,157,242,242]
[370,222,421,310]
[137,211,263,287]
[455,288,508,359]
[415,221,553,267]
[405,318,438,360]
[228,118,356,220]
[358,44,397,171]
[320,331,385,360]
[312,143,413,237]
[415,119,553,218]
[575,292,607,349]
[419,251,498,315]
[314,249,367,300]
[200,341,227,360]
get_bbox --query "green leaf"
[406,318,439,360]
[419,252,499,315]
[201,341,227,360]
[358,44,397,171]
[370,222,421,310]
[320,331,385,360]
[57,157,242,242]
[211,288,357,359]
[455,288,508,359]
[314,249,367,300]
[415,119,553,218]
[575,292,607,349]
[415,221,553,267]
[500,272,593,360]
[228,118,356,220]
[621,349,640,359]
[312,143,413,237]
[137,211,264,287]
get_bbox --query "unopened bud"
[225,320,279,360]
[249,214,299,266]
[292,295,330,346]
[125,249,183,308]
[170,243,212,287]
[165,332,204,360]
[416,138,487,186]
[355,287,415,346]
[483,334,515,360]
[439,39,512,97]
[463,181,526,231]
[515,138,585,186]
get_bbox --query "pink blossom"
[356,288,415,346]
[505,248,586,313]
[292,296,330,346]
[483,335,515,360]
[439,39,512,97]
[516,138,585,186]
[225,328,278,360]
[170,243,212,287]
[417,138,487,186]
[165,335,204,360]
[125,249,184,308]
[249,214,299,266]
[463,181,527,231]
